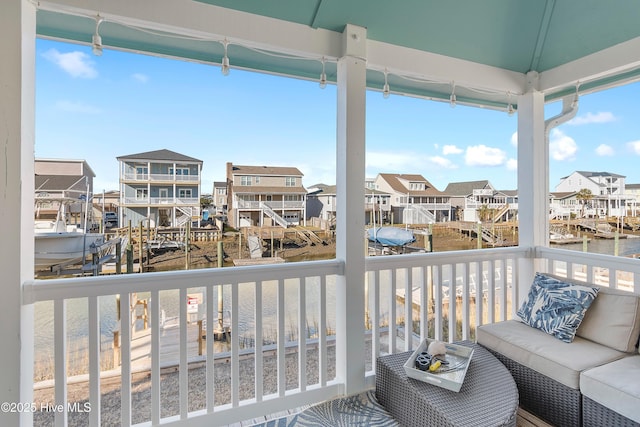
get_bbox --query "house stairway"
[260,202,289,228]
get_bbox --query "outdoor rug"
[249,390,400,426]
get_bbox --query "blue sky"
[35,38,640,195]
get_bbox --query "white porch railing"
[122,197,199,205]
[122,173,199,182]
[23,246,640,426]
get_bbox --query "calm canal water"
[33,237,640,378]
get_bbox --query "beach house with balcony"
[7,2,640,427]
[555,171,629,217]
[117,149,203,227]
[444,180,518,223]
[374,173,450,224]
[306,183,391,225]
[226,163,306,228]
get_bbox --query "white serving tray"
[403,339,474,392]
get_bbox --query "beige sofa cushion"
[581,355,640,424]
[575,285,640,353]
[477,320,626,389]
[546,274,640,352]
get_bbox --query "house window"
[217,188,226,195]
[240,176,251,186]
[285,177,296,187]
[284,195,299,201]
[170,167,189,176]
[135,188,148,200]
[135,165,148,177]
[159,188,169,198]
[255,176,260,184]
[178,189,192,198]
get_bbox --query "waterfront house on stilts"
[4,1,640,426]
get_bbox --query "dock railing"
[23,245,640,426]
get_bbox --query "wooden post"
[185,220,191,270]
[113,329,120,368]
[270,230,274,256]
[477,222,482,249]
[614,231,619,256]
[138,222,144,272]
[116,240,122,274]
[127,220,133,273]
[583,235,588,252]
[217,241,223,268]
[238,231,242,259]
[198,320,204,356]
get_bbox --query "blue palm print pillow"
[517,273,599,343]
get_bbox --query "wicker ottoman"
[376,341,518,427]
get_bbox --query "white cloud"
[510,132,518,146]
[627,140,640,155]
[549,129,577,161]
[568,112,616,126]
[55,100,101,114]
[464,145,506,167]
[595,144,614,156]
[42,49,98,79]
[429,156,457,169]
[442,145,463,155]
[132,73,149,83]
[506,158,518,171]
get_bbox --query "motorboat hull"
[34,232,105,269]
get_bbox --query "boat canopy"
[367,227,416,247]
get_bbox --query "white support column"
[517,73,547,304]
[0,1,36,426]
[335,24,367,395]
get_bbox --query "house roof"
[36,1,640,110]
[307,183,389,196]
[377,173,443,196]
[230,165,303,177]
[443,180,491,196]
[550,191,577,200]
[213,181,227,187]
[561,170,626,180]
[116,149,203,164]
[626,183,640,189]
[35,175,88,194]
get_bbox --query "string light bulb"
[449,81,456,108]
[319,57,327,89]
[92,15,104,56]
[383,68,390,99]
[221,39,230,76]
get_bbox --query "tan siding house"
[227,163,306,228]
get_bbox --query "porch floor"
[231,395,554,427]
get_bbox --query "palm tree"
[576,188,593,218]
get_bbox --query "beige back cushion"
[546,274,640,352]
[576,286,640,352]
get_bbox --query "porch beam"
[0,1,36,426]
[516,77,547,304]
[38,0,525,96]
[540,36,640,94]
[335,23,367,395]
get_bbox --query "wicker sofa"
[477,273,640,427]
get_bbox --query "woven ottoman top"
[376,341,519,427]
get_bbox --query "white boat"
[34,178,105,270]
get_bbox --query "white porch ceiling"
[35,0,640,110]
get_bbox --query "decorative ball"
[427,340,446,356]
